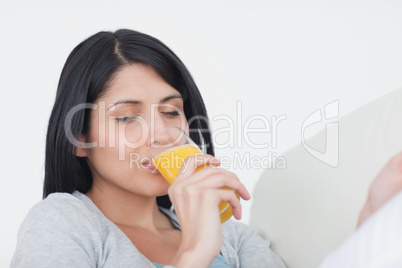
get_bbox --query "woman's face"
[81,63,188,197]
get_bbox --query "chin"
[149,174,170,192]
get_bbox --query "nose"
[151,128,171,146]
[145,111,166,147]
[152,112,167,139]
[150,126,187,151]
[145,106,188,149]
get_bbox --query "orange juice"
[152,144,235,223]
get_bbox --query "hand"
[357,153,402,227]
[168,154,250,267]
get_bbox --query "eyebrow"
[108,94,183,110]
[160,94,183,103]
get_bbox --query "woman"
[11,29,286,267]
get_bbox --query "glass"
[149,127,236,223]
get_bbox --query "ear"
[75,135,88,157]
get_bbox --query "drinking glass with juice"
[149,127,236,223]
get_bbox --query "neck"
[86,181,167,231]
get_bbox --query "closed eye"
[162,111,180,116]
[116,115,140,122]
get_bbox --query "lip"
[141,160,160,174]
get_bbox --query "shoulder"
[221,219,268,245]
[16,191,107,246]
[21,192,95,228]
[11,192,103,267]
[30,191,89,212]
[221,220,286,267]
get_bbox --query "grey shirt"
[11,191,286,268]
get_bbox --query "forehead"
[101,63,181,103]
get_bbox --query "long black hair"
[43,29,214,208]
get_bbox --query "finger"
[177,154,220,180]
[214,189,243,220]
[185,167,251,200]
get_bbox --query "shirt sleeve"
[10,195,100,268]
[222,220,287,268]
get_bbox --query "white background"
[1,0,402,266]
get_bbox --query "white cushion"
[250,88,402,268]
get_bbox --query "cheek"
[108,119,152,165]
[87,141,144,178]
[86,115,150,177]
[88,119,146,162]
[115,120,149,155]
[173,115,188,132]
[95,117,147,148]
